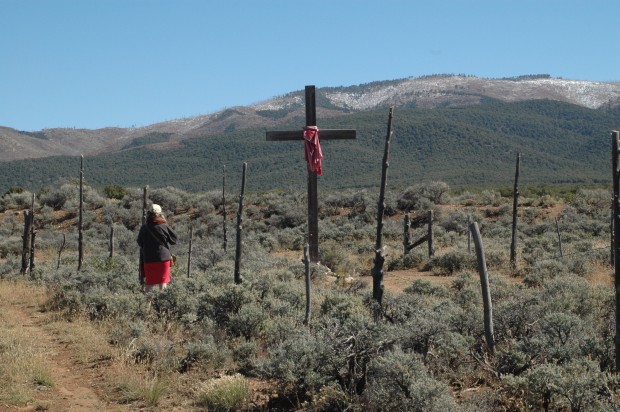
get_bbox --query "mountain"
[0,75,619,194]
[2,74,619,162]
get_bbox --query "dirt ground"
[0,282,130,412]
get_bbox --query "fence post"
[467,214,472,254]
[470,221,495,355]
[222,165,228,252]
[28,194,36,278]
[187,224,193,278]
[109,225,115,258]
[234,162,247,284]
[21,210,31,274]
[372,107,393,308]
[403,212,411,256]
[555,217,563,258]
[78,155,84,271]
[57,233,66,269]
[139,185,149,287]
[427,210,434,257]
[611,130,620,372]
[510,153,521,268]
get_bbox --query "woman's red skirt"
[143,260,171,285]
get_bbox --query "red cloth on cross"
[303,126,323,176]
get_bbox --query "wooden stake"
[234,162,247,284]
[57,233,66,269]
[78,155,84,271]
[222,165,228,252]
[187,224,193,278]
[611,130,620,372]
[510,153,521,267]
[372,108,394,307]
[470,221,495,355]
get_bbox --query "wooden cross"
[266,85,356,262]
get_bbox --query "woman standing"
[137,204,178,295]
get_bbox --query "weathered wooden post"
[467,214,472,254]
[612,198,615,266]
[28,194,36,278]
[57,233,66,269]
[187,224,193,278]
[234,162,247,284]
[142,185,149,225]
[78,155,84,271]
[222,165,228,252]
[470,221,495,355]
[139,185,149,287]
[109,225,115,258]
[372,108,394,307]
[555,217,563,258]
[266,85,356,262]
[303,244,311,326]
[21,210,31,274]
[403,212,411,256]
[611,130,620,372]
[427,210,434,257]
[510,153,521,267]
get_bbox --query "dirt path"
[382,269,455,293]
[0,282,128,412]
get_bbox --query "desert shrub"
[484,203,511,218]
[231,339,259,374]
[150,284,199,321]
[427,251,477,275]
[505,359,611,411]
[40,184,74,210]
[397,181,449,211]
[149,186,194,213]
[228,303,268,340]
[403,279,448,297]
[0,190,34,211]
[199,284,254,326]
[570,188,611,218]
[439,210,470,234]
[523,259,567,286]
[388,250,427,270]
[179,337,230,373]
[257,328,334,402]
[102,184,128,200]
[108,319,147,347]
[0,235,23,259]
[319,240,348,271]
[365,346,458,411]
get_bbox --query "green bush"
[365,347,458,411]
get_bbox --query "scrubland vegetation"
[0,180,617,411]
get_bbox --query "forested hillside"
[1,99,618,194]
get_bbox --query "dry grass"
[0,280,53,407]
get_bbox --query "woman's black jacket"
[137,223,178,262]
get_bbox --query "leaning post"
[470,221,495,355]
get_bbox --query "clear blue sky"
[2,0,618,131]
